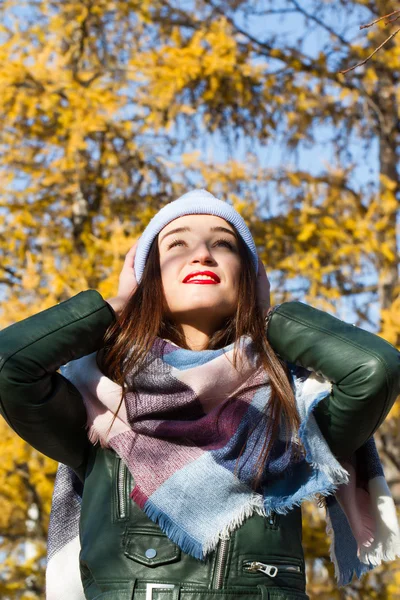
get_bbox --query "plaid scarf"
[46,335,400,598]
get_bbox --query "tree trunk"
[374,35,399,315]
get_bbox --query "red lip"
[183,270,220,283]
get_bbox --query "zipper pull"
[243,561,278,577]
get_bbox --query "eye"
[167,238,234,250]
[167,238,185,249]
[214,238,234,249]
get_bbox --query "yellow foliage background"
[0,0,399,598]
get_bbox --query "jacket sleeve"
[267,301,400,458]
[0,290,116,481]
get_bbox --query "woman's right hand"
[107,239,140,316]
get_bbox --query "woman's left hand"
[256,255,271,319]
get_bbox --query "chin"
[171,303,232,319]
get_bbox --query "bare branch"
[360,10,400,30]
[288,0,350,46]
[245,9,298,17]
[341,9,400,74]
[340,27,400,74]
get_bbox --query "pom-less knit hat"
[134,189,259,283]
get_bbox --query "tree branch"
[360,10,400,29]
[288,0,350,46]
[341,9,400,74]
[340,27,400,74]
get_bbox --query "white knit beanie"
[134,189,258,283]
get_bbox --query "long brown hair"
[97,227,300,490]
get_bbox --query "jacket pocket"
[242,559,303,578]
[124,529,181,567]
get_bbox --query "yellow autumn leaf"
[297,222,317,242]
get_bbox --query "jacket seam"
[0,303,111,375]
[274,307,395,435]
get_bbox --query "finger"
[126,240,139,254]
[123,240,140,265]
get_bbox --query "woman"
[0,189,399,600]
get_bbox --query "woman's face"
[158,214,242,329]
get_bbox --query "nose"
[189,243,217,265]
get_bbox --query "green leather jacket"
[0,290,399,600]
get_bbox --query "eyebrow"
[159,226,237,245]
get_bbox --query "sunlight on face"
[158,214,242,328]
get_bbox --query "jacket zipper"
[243,561,302,577]
[213,533,230,589]
[117,458,128,519]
